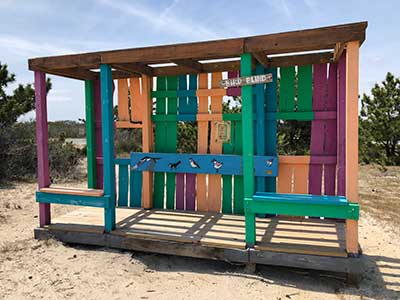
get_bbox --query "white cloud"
[267,0,295,24]
[0,35,73,57]
[94,0,220,40]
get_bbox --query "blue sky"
[0,0,398,121]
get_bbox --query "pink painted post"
[93,79,104,189]
[175,174,184,210]
[337,52,346,196]
[308,64,327,195]
[35,71,50,227]
[324,63,338,195]
[185,174,196,211]
[227,71,241,96]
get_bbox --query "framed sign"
[219,73,273,88]
[212,121,231,143]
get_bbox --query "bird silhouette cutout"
[168,160,181,169]
[211,159,223,173]
[132,156,161,170]
[189,158,200,169]
[266,159,273,167]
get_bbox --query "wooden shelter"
[30,21,367,280]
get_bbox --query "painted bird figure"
[266,159,273,167]
[168,160,181,170]
[132,156,161,170]
[189,158,200,169]
[211,159,223,173]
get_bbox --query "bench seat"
[40,186,104,197]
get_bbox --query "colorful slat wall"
[308,63,338,195]
[153,76,178,209]
[176,75,197,210]
[277,64,313,193]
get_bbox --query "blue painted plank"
[118,164,128,206]
[130,152,278,177]
[36,192,109,208]
[253,192,347,204]
[130,170,142,207]
[100,64,116,232]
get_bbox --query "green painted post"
[85,80,96,188]
[240,53,254,198]
[241,53,256,247]
[100,64,116,232]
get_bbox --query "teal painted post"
[241,53,256,247]
[254,63,266,192]
[265,68,278,192]
[85,80,96,188]
[240,53,254,198]
[100,64,116,232]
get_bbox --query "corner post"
[85,80,96,188]
[345,41,360,255]
[241,53,256,247]
[35,71,51,227]
[100,64,116,232]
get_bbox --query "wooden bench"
[37,187,108,208]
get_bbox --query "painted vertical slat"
[185,75,198,211]
[175,75,187,209]
[277,165,292,193]
[100,64,116,232]
[166,76,178,209]
[35,71,51,227]
[141,75,154,208]
[293,164,309,194]
[241,53,254,199]
[85,80,96,189]
[308,63,327,195]
[117,79,130,121]
[227,71,241,96]
[279,66,295,112]
[254,63,266,192]
[118,164,128,206]
[130,170,142,207]
[265,67,278,192]
[345,41,360,255]
[337,53,347,196]
[196,73,208,212]
[93,79,103,189]
[297,65,313,112]
[175,173,184,210]
[233,121,244,214]
[222,118,235,214]
[130,77,144,122]
[153,77,167,208]
[325,63,338,195]
[208,72,223,212]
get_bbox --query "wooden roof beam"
[28,21,367,71]
[333,42,346,62]
[172,59,203,72]
[252,52,269,68]
[112,62,154,76]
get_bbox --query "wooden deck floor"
[48,207,347,257]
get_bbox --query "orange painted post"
[130,77,144,122]
[345,41,360,255]
[208,72,223,212]
[196,73,208,211]
[141,75,154,209]
[117,79,130,121]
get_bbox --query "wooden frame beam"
[333,42,346,62]
[252,52,269,67]
[28,21,367,71]
[172,59,203,72]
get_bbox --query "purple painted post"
[185,174,196,211]
[227,71,241,96]
[35,71,50,227]
[324,63,338,195]
[308,64,327,195]
[337,52,347,196]
[93,79,104,189]
[176,173,184,210]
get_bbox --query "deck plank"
[50,207,347,257]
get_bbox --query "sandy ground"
[0,166,399,300]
